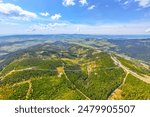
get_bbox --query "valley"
[0,35,150,100]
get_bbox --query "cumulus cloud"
[25,21,150,35]
[124,1,129,5]
[88,5,95,10]
[40,12,49,17]
[0,3,37,20]
[79,0,88,6]
[51,13,61,20]
[135,0,150,8]
[62,0,75,6]
[27,23,68,32]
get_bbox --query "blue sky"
[0,0,150,34]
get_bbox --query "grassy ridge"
[0,58,62,76]
[120,74,150,100]
[0,70,57,86]
[65,53,125,100]
[116,56,150,75]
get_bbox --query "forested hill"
[0,41,150,100]
[69,38,150,63]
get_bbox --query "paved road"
[111,56,150,84]
[108,55,150,100]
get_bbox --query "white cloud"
[62,0,75,6]
[51,13,62,20]
[79,0,88,6]
[27,23,68,32]
[0,3,37,20]
[145,28,150,33]
[25,21,150,35]
[124,1,129,5]
[88,5,95,10]
[40,12,49,17]
[1,21,149,35]
[135,0,150,8]
[76,26,81,33]
[0,0,3,3]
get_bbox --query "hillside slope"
[0,42,150,100]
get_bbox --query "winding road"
[111,56,150,84]
[108,55,150,99]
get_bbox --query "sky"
[0,0,150,35]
